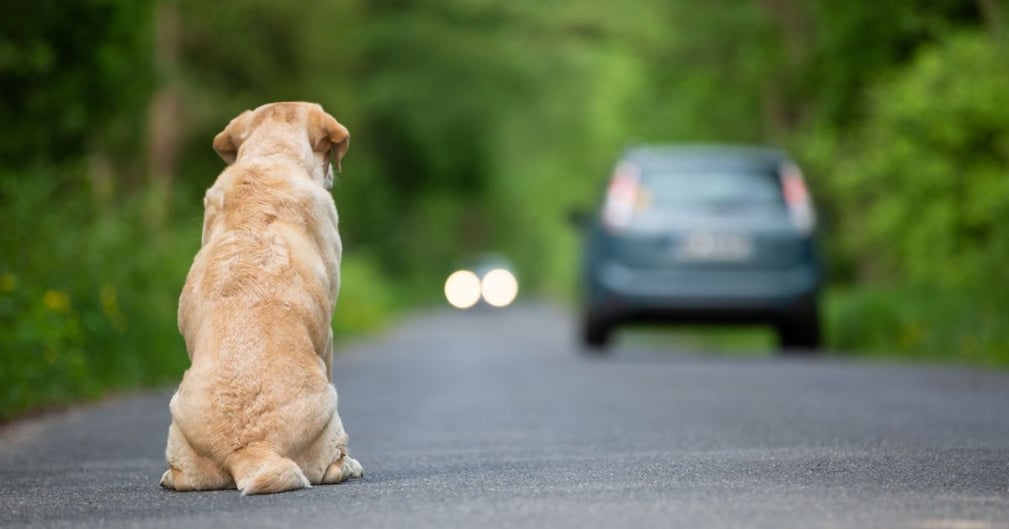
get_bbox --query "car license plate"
[675,232,754,262]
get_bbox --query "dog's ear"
[212,110,253,165]
[310,108,350,173]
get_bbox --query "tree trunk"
[146,0,181,229]
[758,0,811,138]
[977,0,1004,43]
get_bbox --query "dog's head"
[213,102,350,190]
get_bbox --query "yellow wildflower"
[43,290,71,313]
[100,284,118,313]
[100,284,128,332]
[0,273,14,293]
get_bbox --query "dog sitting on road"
[160,102,363,495]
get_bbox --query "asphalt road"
[2,303,1009,529]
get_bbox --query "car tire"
[776,302,822,354]
[581,313,613,353]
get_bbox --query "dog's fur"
[160,102,362,495]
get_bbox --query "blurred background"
[1,0,1007,420]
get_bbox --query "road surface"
[1,303,1008,528]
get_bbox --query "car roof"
[621,144,790,172]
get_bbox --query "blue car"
[577,145,823,353]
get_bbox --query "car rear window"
[640,168,784,210]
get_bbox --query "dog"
[160,102,363,495]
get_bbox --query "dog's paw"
[322,456,363,484]
[344,456,363,479]
[160,469,175,490]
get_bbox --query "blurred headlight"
[444,270,482,309]
[480,268,518,308]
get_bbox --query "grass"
[825,286,1009,368]
[620,325,777,357]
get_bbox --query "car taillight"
[780,162,816,234]
[602,162,641,231]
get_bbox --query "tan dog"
[160,102,362,495]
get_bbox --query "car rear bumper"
[587,261,820,323]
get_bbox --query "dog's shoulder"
[190,159,339,302]
[205,160,335,229]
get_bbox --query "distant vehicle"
[575,144,823,353]
[444,253,519,310]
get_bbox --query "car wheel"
[776,303,822,354]
[581,313,613,353]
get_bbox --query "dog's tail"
[228,445,310,496]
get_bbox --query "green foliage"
[826,287,1009,368]
[0,0,153,166]
[813,32,1009,366]
[331,253,396,339]
[801,0,982,128]
[0,174,197,421]
[832,32,1009,289]
[0,0,167,420]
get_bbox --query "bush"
[0,173,197,421]
[832,32,1009,289]
[331,252,396,340]
[826,287,1009,368]
[811,32,1009,366]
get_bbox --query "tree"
[0,0,153,172]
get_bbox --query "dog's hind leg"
[293,401,363,485]
[317,413,363,484]
[161,422,234,491]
